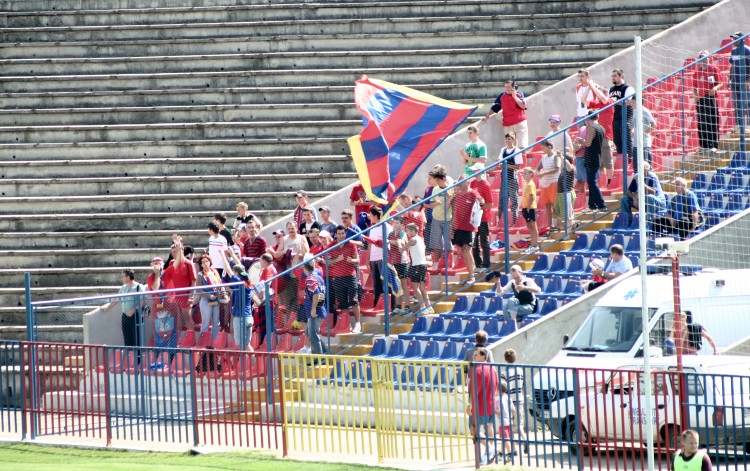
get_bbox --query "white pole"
[635,35,656,471]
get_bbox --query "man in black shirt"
[609,69,635,162]
[214,213,234,247]
[581,112,607,212]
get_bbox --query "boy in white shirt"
[494,380,516,462]
[406,223,431,314]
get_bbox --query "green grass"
[0,443,399,471]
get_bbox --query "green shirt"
[464,140,487,175]
[118,283,142,314]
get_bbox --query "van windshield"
[565,307,650,353]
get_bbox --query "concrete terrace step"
[0,26,669,59]
[0,0,714,12]
[0,120,361,144]
[0,305,93,327]
[0,286,117,307]
[0,44,627,76]
[0,1,708,26]
[0,229,207,251]
[0,210,289,232]
[0,247,182,269]
[0,9,707,42]
[0,324,84,343]
[0,82,553,110]
[0,156,352,178]
[1,138,350,160]
[1,266,156,288]
[0,191,330,214]
[0,172,356,197]
[0,61,589,93]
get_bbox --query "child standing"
[494,380,516,462]
[406,223,431,314]
[536,141,561,232]
[553,153,577,231]
[388,216,411,313]
[520,168,539,253]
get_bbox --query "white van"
[543,355,750,456]
[532,269,750,431]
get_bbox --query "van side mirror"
[563,335,569,345]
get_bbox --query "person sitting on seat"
[619,162,666,225]
[653,177,702,240]
[585,244,632,292]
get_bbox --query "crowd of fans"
[104,35,749,358]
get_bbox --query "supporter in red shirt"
[452,178,483,283]
[241,221,267,267]
[693,50,723,151]
[483,80,529,150]
[397,193,426,237]
[328,225,362,333]
[162,234,197,332]
[350,181,374,223]
[470,166,493,272]
[466,347,498,464]
[252,253,277,347]
[588,81,616,184]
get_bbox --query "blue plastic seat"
[456,341,472,361]
[726,173,748,192]
[483,318,500,338]
[577,233,607,257]
[385,339,405,358]
[563,255,589,277]
[439,341,458,361]
[561,276,584,297]
[433,365,463,391]
[467,296,488,316]
[533,274,546,293]
[402,340,422,360]
[694,173,727,195]
[717,151,750,175]
[451,318,481,342]
[368,338,387,357]
[483,296,503,315]
[689,172,709,192]
[405,316,427,336]
[704,213,723,228]
[625,234,656,256]
[498,318,517,337]
[546,255,569,275]
[538,298,559,316]
[601,212,629,235]
[525,253,551,276]
[411,317,446,341]
[350,360,372,388]
[543,275,564,296]
[703,193,728,216]
[724,194,749,217]
[438,318,463,340]
[447,296,470,315]
[561,233,591,256]
[628,255,640,269]
[420,341,440,360]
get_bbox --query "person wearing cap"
[469,164,492,272]
[460,125,487,176]
[233,202,263,232]
[299,205,321,246]
[307,227,327,259]
[575,69,595,129]
[293,190,316,229]
[693,50,723,153]
[317,206,337,234]
[729,32,750,131]
[241,221,267,267]
[545,114,574,156]
[350,181,375,223]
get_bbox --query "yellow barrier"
[278,353,474,464]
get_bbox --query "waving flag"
[347,76,479,205]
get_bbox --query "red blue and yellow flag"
[347,76,479,205]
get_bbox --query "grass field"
[0,443,402,471]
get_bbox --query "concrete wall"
[681,209,750,269]
[261,0,749,240]
[83,302,153,346]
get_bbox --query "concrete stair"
[0,0,717,341]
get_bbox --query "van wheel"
[566,419,593,456]
[663,425,681,453]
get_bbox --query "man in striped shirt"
[502,348,528,454]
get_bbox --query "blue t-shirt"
[304,271,328,319]
[628,171,665,202]
[669,190,700,221]
[729,44,750,84]
[605,257,633,275]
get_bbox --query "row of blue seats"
[558,233,655,259]
[370,337,479,360]
[397,317,517,344]
[319,358,463,391]
[525,251,641,279]
[692,171,750,194]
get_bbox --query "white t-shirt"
[408,235,427,266]
[369,223,393,262]
[576,84,594,117]
[208,235,227,270]
[538,153,561,188]
[545,129,574,155]
[282,234,307,260]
